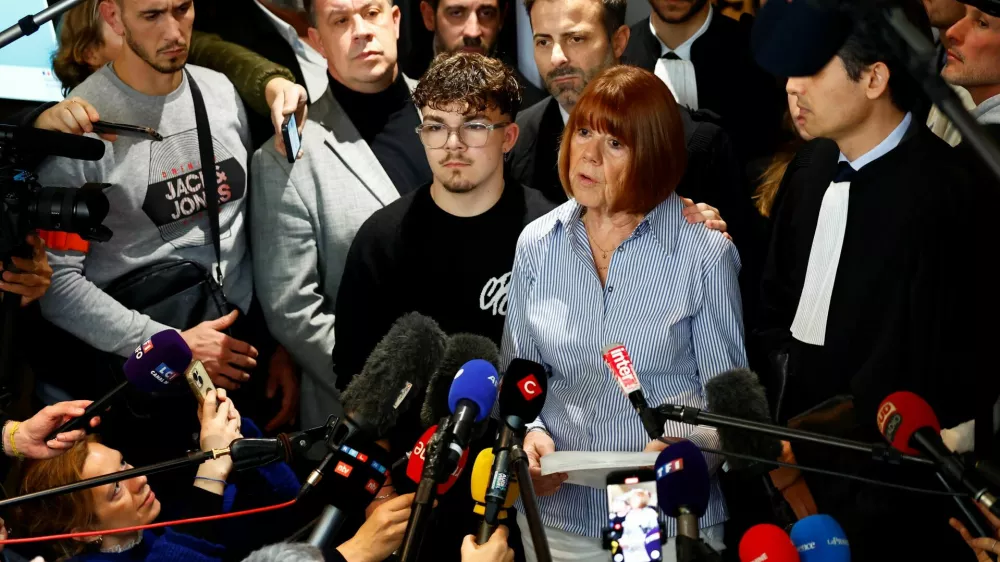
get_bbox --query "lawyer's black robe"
[758,124,992,562]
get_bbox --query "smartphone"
[282,114,301,164]
[92,120,163,141]
[607,469,661,562]
[184,360,216,406]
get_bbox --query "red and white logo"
[602,344,640,394]
[334,461,353,478]
[357,453,368,463]
[518,374,542,401]
[142,340,154,354]
[365,479,379,494]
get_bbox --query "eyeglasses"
[414,121,511,149]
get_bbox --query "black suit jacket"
[194,0,307,149]
[622,12,784,164]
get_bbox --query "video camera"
[0,124,112,263]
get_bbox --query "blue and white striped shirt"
[500,193,747,539]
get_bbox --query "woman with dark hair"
[502,65,746,562]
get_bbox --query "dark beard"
[124,26,188,74]
[651,0,709,24]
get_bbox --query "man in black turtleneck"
[251,0,432,428]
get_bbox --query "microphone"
[299,312,446,500]
[790,515,850,562]
[405,424,469,494]
[739,524,801,562]
[46,330,192,441]
[421,333,500,428]
[483,359,548,530]
[705,369,784,470]
[444,359,501,462]
[0,124,107,161]
[877,391,1000,517]
[655,441,710,561]
[602,343,663,439]
[472,448,520,544]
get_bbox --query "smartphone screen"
[607,473,661,562]
[283,114,301,163]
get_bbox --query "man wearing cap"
[755,0,988,559]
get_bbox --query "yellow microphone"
[471,448,519,543]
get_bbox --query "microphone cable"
[657,437,967,498]
[0,498,297,546]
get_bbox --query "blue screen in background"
[0,1,65,102]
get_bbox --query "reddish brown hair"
[16,436,99,560]
[558,65,687,215]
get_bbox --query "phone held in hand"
[92,120,163,141]
[185,360,216,406]
[605,469,661,562]
[282,114,301,164]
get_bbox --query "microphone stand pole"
[656,404,935,467]
[0,0,90,49]
[0,448,227,508]
[938,473,999,562]
[510,441,552,562]
[400,418,454,562]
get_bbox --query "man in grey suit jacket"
[251,0,432,426]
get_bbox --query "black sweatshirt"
[333,179,555,562]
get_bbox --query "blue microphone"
[656,441,711,562]
[790,515,850,562]
[445,360,500,456]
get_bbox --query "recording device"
[299,312,447,500]
[421,333,500,427]
[405,424,469,494]
[705,369,783,470]
[0,123,112,406]
[604,468,660,562]
[480,358,548,538]
[877,391,1000,517]
[184,360,215,406]
[472,448,521,543]
[790,515,850,562]
[281,114,301,164]
[739,524,800,562]
[45,330,193,441]
[655,442,720,562]
[91,121,163,142]
[603,343,663,440]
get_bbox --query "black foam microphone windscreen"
[705,369,783,470]
[420,333,500,428]
[339,312,447,438]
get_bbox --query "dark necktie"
[833,161,857,183]
[662,52,681,60]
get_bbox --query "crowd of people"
[0,0,999,560]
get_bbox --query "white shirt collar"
[558,103,570,124]
[651,6,714,61]
[254,1,326,64]
[838,112,913,170]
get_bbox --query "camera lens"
[27,184,112,241]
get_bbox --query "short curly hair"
[411,52,522,119]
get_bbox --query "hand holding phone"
[92,120,163,141]
[185,360,217,406]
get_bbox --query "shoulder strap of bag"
[185,69,224,288]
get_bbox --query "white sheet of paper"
[540,451,660,489]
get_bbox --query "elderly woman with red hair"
[501,65,746,562]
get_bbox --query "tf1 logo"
[655,458,684,479]
[133,338,155,360]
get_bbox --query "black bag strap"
[185,69,224,289]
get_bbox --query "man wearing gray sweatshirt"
[35,0,297,417]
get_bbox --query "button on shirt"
[652,7,713,110]
[500,193,747,538]
[255,1,330,102]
